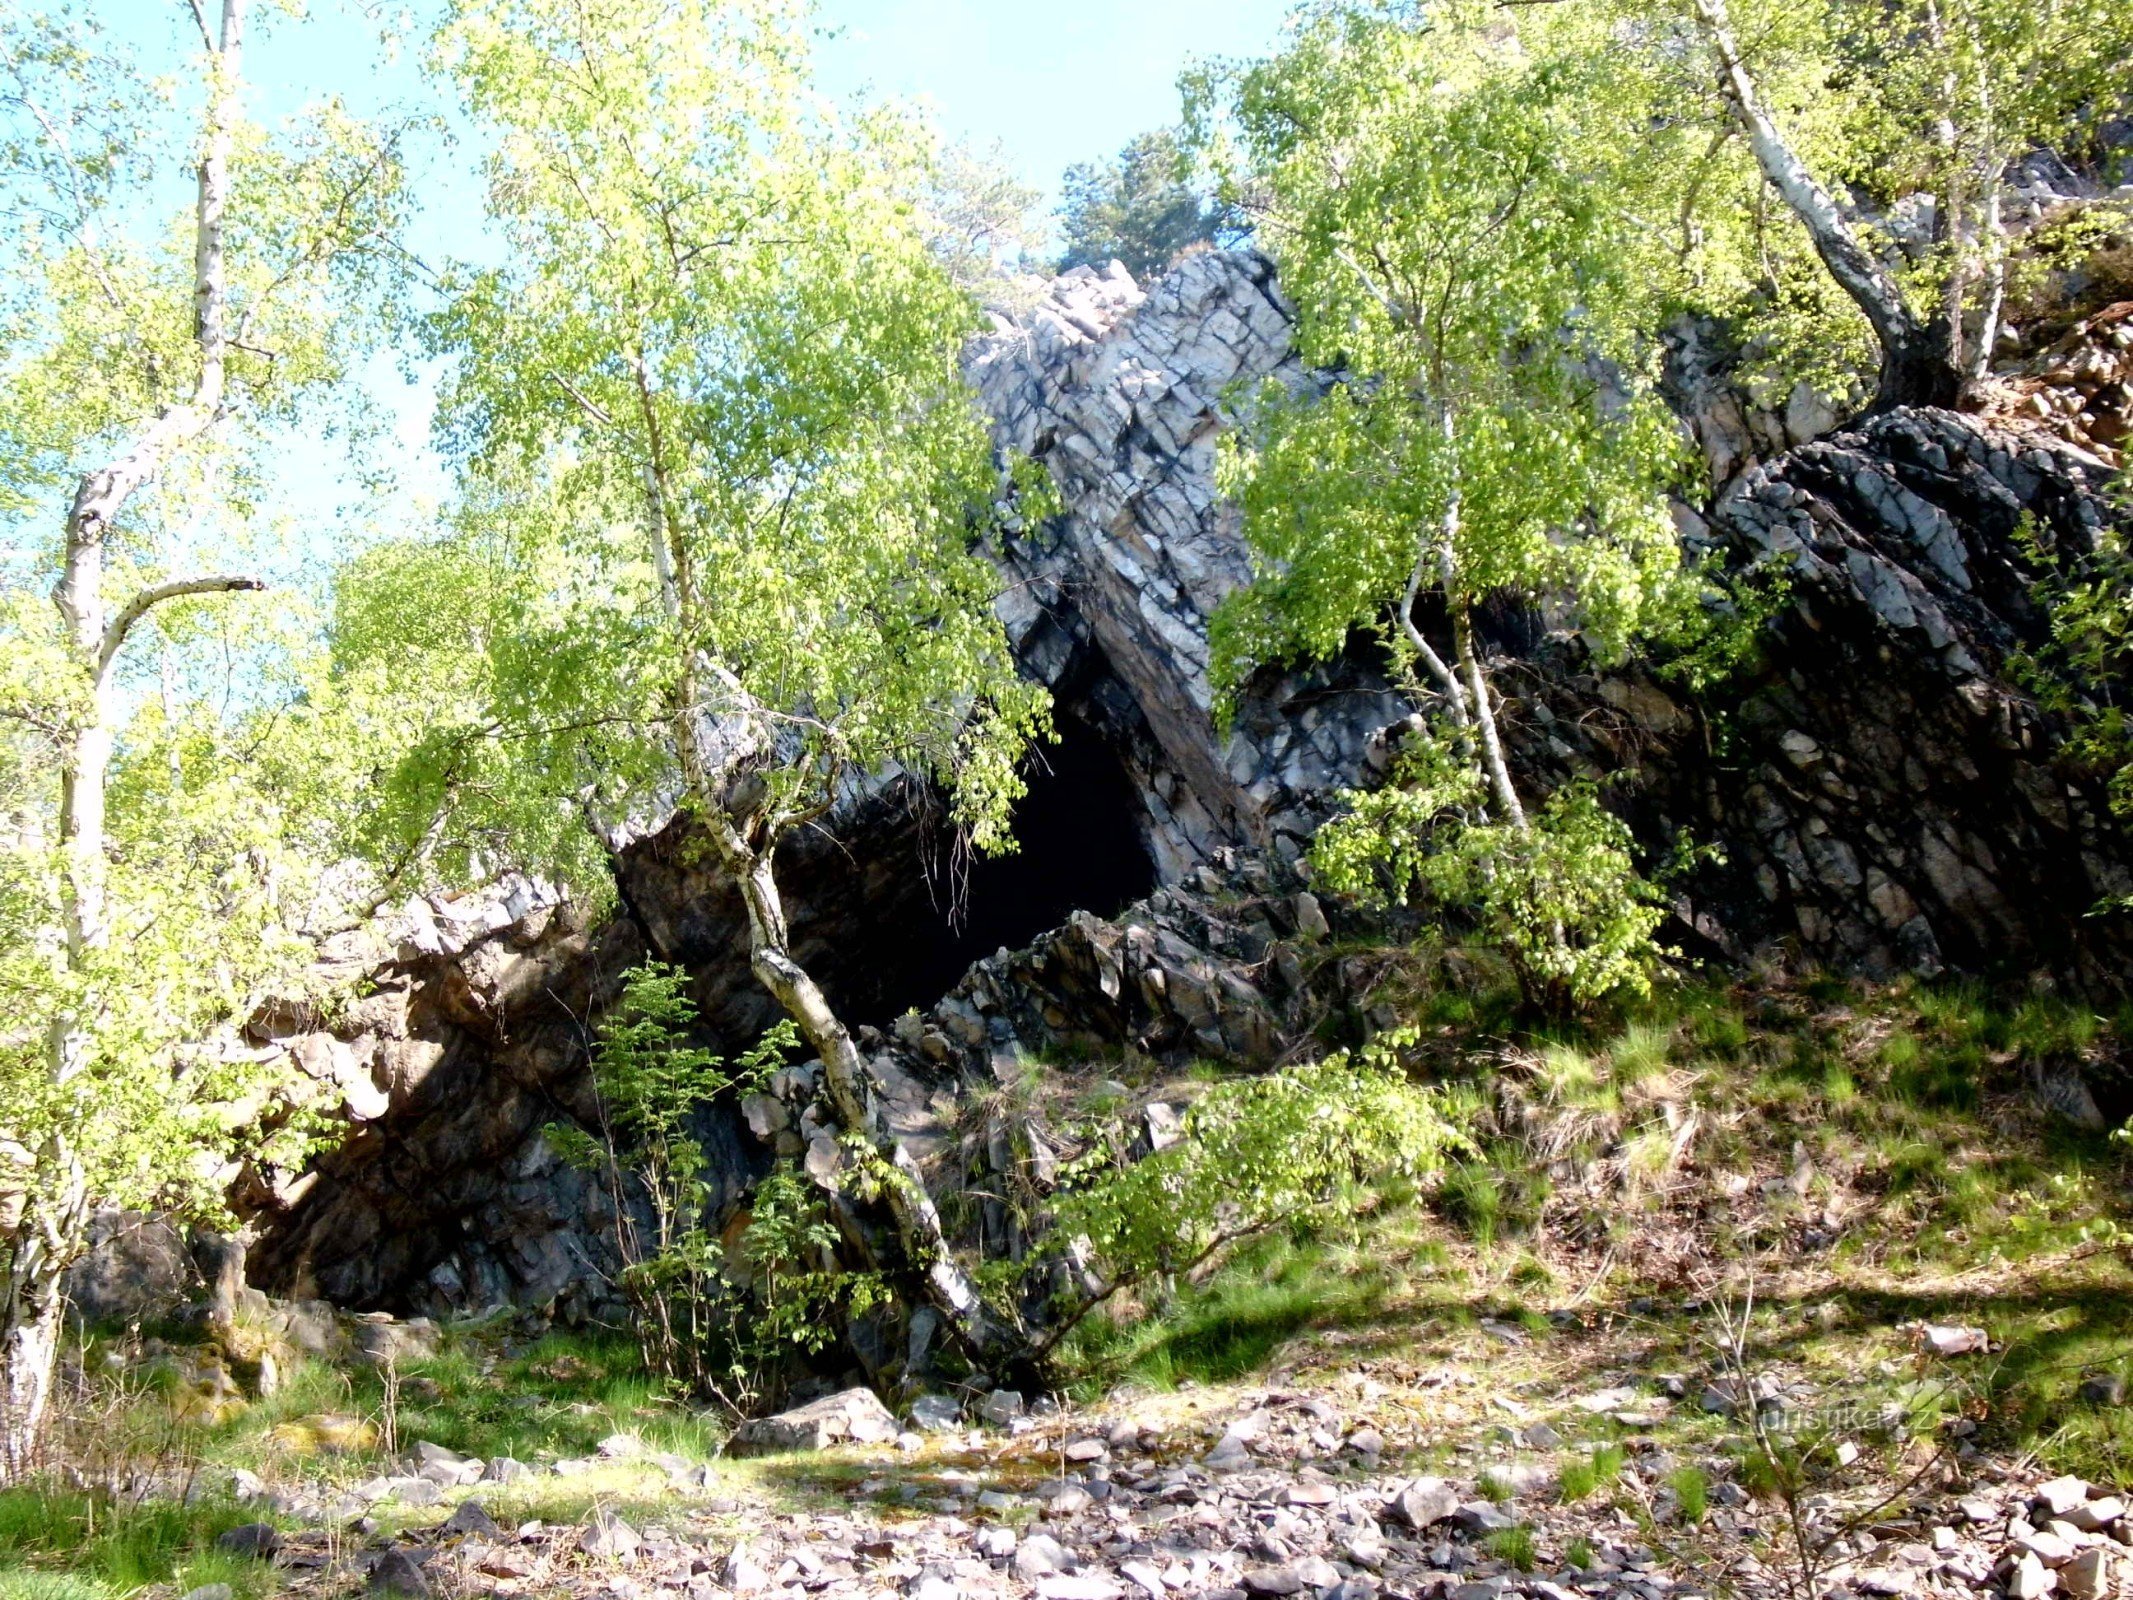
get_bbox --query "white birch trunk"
[1684,0,1961,407]
[2,0,251,1483]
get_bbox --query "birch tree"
[1662,0,2133,406]
[1202,2,1693,1003]
[404,0,1049,1375]
[0,2,407,1473]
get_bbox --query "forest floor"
[5,978,2133,1600]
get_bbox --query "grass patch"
[1065,1234,1399,1391]
[1558,1441,1625,1503]
[0,1485,269,1600]
[1667,1465,1708,1525]
[1481,1524,1537,1570]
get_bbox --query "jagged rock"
[441,1501,498,1538]
[224,251,2131,1359]
[368,1550,431,1597]
[908,1393,961,1433]
[1390,1478,1461,1530]
[729,1388,899,1455]
[721,1542,770,1593]
[65,1209,193,1326]
[1013,1533,1071,1579]
[2079,1375,2127,1407]
[2007,1551,2055,1599]
[2036,1477,2094,1517]
[581,1509,640,1563]
[2062,1546,2113,1600]
[214,1524,281,1559]
[352,1317,440,1369]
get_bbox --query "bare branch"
[546,369,614,428]
[99,574,266,683]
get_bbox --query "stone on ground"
[729,1387,899,1454]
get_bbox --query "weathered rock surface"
[1516,405,2133,985]
[729,1388,901,1455]
[213,249,2132,1334]
[968,252,1406,879]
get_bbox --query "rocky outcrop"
[229,249,2132,1329]
[968,252,1406,880]
[1691,407,2129,977]
[970,250,2132,983]
[1501,406,2133,983]
[243,882,647,1319]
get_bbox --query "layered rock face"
[975,251,2132,982]
[1667,408,2129,978]
[967,253,1407,880]
[238,249,2132,1322]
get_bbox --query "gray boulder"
[729,1387,900,1455]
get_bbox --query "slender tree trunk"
[0,1300,63,1483]
[1684,0,1964,409]
[0,1168,83,1481]
[0,0,250,1481]
[1960,22,2007,383]
[1432,402,1520,830]
[710,827,1037,1382]
[1925,0,1971,377]
[1972,183,2006,381]
[635,279,1038,1383]
[732,830,1032,1375]
[1451,603,1527,834]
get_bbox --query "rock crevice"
[227,250,2132,1325]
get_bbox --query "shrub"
[1312,737,1670,1010]
[549,964,880,1410]
[1035,1032,1469,1362]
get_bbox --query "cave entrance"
[856,713,1158,1025]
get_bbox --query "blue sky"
[88,0,1295,541]
[814,0,1293,208]
[122,0,1297,256]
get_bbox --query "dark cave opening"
[615,712,1162,1048]
[860,712,1160,1024]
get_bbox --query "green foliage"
[1040,1034,1467,1354]
[1667,1464,1710,1525]
[0,1482,267,1600]
[553,965,882,1410]
[1313,738,1670,1005]
[1559,1441,1626,1502]
[368,0,1050,900]
[1193,5,1696,1012]
[1818,0,2133,351]
[1057,127,1226,281]
[925,140,1048,306]
[0,3,410,1267]
[2012,515,2133,900]
[1201,3,1699,694]
[1481,1523,1537,1570]
[0,9,414,521]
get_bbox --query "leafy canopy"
[0,4,410,1227]
[1201,1,1698,694]
[1057,127,1228,282]
[353,0,1048,900]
